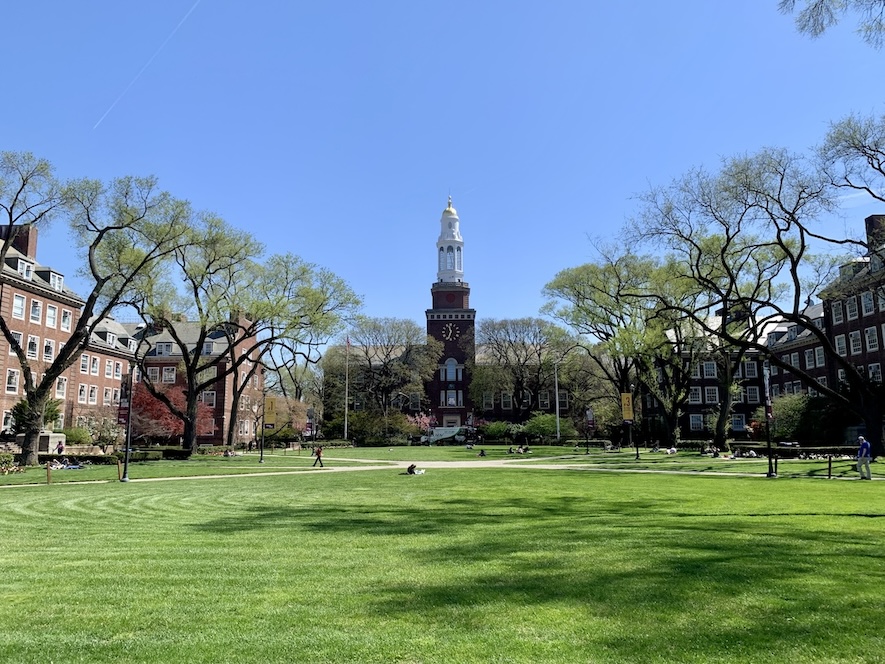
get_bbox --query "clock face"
[442,322,460,341]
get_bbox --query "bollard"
[46,464,51,485]
[117,458,123,481]
[774,456,779,475]
[828,454,832,479]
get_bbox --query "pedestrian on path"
[857,436,872,480]
[313,446,324,468]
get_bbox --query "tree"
[471,318,571,423]
[631,146,885,454]
[130,382,213,444]
[544,250,711,447]
[779,0,885,47]
[332,317,443,438]
[0,153,190,465]
[131,216,359,452]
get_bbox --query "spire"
[436,197,464,283]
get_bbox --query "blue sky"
[3,1,883,326]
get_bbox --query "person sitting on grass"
[477,449,486,457]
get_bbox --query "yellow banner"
[620,393,634,421]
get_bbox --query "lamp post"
[553,360,561,443]
[119,370,133,482]
[763,361,776,478]
[258,391,266,464]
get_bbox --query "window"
[846,296,858,320]
[866,327,879,352]
[482,392,493,410]
[746,386,760,403]
[103,387,112,406]
[705,386,719,403]
[691,363,701,379]
[501,392,513,410]
[862,291,875,315]
[850,330,863,355]
[818,376,828,388]
[202,341,214,355]
[78,384,87,404]
[689,414,704,431]
[26,335,38,360]
[29,299,41,323]
[60,310,72,332]
[147,367,160,383]
[838,368,847,382]
[771,364,778,376]
[703,361,717,378]
[197,366,216,384]
[55,377,67,399]
[105,360,113,377]
[114,361,122,379]
[880,288,885,312]
[43,339,55,362]
[409,393,420,410]
[805,349,815,369]
[112,388,120,404]
[12,294,25,320]
[790,352,799,368]
[835,335,847,356]
[731,414,746,432]
[88,385,98,405]
[90,357,99,375]
[5,369,19,394]
[80,354,89,373]
[815,346,825,367]
[743,361,757,378]
[689,387,702,404]
[785,382,794,395]
[17,259,32,280]
[199,390,216,407]
[45,305,57,328]
[771,384,781,397]
[162,367,176,383]
[793,380,803,394]
[538,390,550,409]
[870,363,882,383]
[9,331,22,355]
[49,273,64,291]
[156,342,173,356]
[558,390,569,409]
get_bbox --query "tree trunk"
[19,393,49,466]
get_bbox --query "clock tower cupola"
[426,197,476,428]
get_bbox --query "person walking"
[857,436,872,480]
[312,445,324,468]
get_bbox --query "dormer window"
[16,259,33,281]
[155,342,173,356]
[106,333,117,346]
[49,273,63,291]
[787,325,798,341]
[202,341,214,355]
[128,339,137,352]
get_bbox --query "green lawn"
[0,466,882,663]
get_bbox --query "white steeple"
[436,196,464,283]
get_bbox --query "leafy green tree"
[471,318,571,423]
[333,317,443,438]
[131,216,359,452]
[522,412,577,443]
[0,153,190,465]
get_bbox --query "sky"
[3,1,884,329]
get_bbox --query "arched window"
[446,247,455,270]
[438,247,445,271]
[456,247,462,271]
[444,358,458,381]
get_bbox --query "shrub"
[61,428,93,445]
[478,421,511,441]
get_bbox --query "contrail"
[93,0,202,130]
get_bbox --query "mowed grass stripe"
[0,469,882,663]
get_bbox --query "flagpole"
[344,337,350,442]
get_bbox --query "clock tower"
[426,197,476,428]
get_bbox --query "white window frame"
[26,335,38,360]
[162,366,176,383]
[12,294,25,320]
[45,305,58,329]
[866,326,879,352]
[88,385,98,405]
[9,331,22,355]
[835,334,847,356]
[501,392,513,410]
[862,291,875,316]
[42,338,55,362]
[55,377,67,399]
[689,414,703,431]
[147,367,160,383]
[743,361,758,378]
[78,384,87,404]
[846,296,858,321]
[804,349,815,369]
[689,387,702,404]
[105,360,114,378]
[703,361,717,378]
[850,330,863,355]
[814,346,825,367]
[5,369,19,394]
[731,413,746,432]
[29,299,42,324]
[90,356,100,375]
[60,309,72,332]
[704,386,719,403]
[199,390,216,407]
[746,386,760,404]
